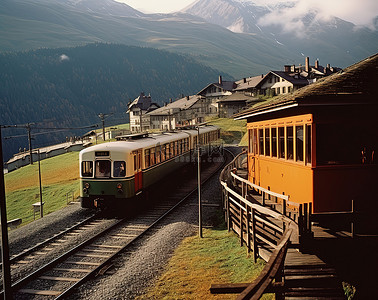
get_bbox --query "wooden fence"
[212,151,312,298]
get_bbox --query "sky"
[117,0,378,30]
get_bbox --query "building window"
[278,127,285,159]
[296,125,304,162]
[259,129,264,155]
[265,128,270,156]
[272,127,277,157]
[288,86,291,93]
[287,126,294,160]
[282,87,286,93]
[306,124,312,164]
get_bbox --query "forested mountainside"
[0,43,229,160]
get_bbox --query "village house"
[146,95,208,130]
[127,92,159,133]
[196,75,237,115]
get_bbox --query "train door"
[133,150,143,193]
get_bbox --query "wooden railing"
[212,156,313,298]
[230,172,313,244]
[221,180,292,262]
[211,227,293,299]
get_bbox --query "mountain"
[0,43,228,161]
[1,0,372,78]
[182,0,378,68]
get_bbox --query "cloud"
[250,0,378,32]
[59,54,70,62]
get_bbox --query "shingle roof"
[147,95,201,116]
[234,75,266,91]
[234,53,378,119]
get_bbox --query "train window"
[296,125,304,162]
[81,161,93,177]
[272,127,277,157]
[113,161,126,177]
[278,127,285,159]
[145,149,150,168]
[156,146,161,164]
[259,129,264,155]
[95,160,111,178]
[306,125,312,164]
[161,144,166,162]
[150,148,156,166]
[287,126,294,160]
[265,128,270,156]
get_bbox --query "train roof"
[80,125,218,156]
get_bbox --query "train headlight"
[84,182,90,189]
[117,189,124,194]
[116,183,122,189]
[83,188,88,194]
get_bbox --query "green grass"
[139,222,271,300]
[208,117,247,145]
[4,152,80,225]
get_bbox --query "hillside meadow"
[4,152,80,225]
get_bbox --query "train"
[79,125,220,209]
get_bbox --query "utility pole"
[197,126,202,238]
[0,126,12,299]
[27,123,33,165]
[37,149,43,218]
[98,113,106,141]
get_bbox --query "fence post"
[262,191,265,206]
[226,191,231,232]
[251,207,258,263]
[282,199,287,217]
[246,206,251,254]
[304,203,308,236]
[308,202,312,237]
[240,205,244,247]
[298,204,303,246]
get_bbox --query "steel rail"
[57,151,231,299]
[1,213,99,267]
[5,151,231,299]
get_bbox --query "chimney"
[218,75,223,85]
[315,59,319,69]
[326,63,330,69]
[186,95,190,100]
[169,98,172,103]
[305,57,310,73]
[261,74,264,78]
[291,65,296,72]
[284,65,291,73]
[243,78,246,83]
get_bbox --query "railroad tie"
[18,289,62,296]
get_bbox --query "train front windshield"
[81,160,126,178]
[95,160,111,178]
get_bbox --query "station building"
[234,53,378,213]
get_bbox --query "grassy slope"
[139,226,271,299]
[208,117,247,146]
[4,152,79,225]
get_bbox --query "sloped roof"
[128,92,152,111]
[234,53,378,119]
[197,80,236,95]
[217,92,260,103]
[255,71,309,88]
[234,75,266,91]
[147,95,201,116]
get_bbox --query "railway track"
[4,152,231,299]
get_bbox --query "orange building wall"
[249,156,313,207]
